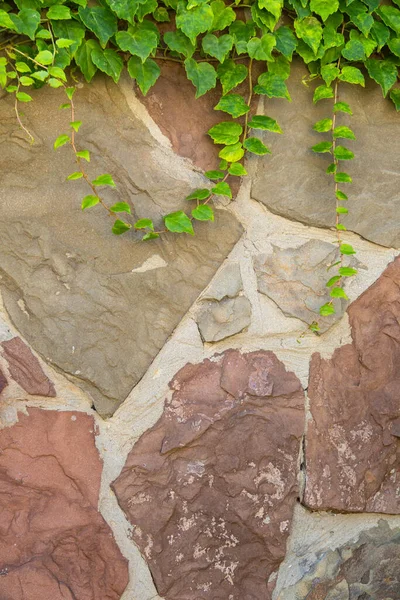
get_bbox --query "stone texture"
[203,262,243,301]
[0,407,128,599]
[254,240,348,332]
[0,367,7,394]
[252,60,400,248]
[0,76,242,416]
[1,336,56,397]
[276,520,400,600]
[197,296,252,342]
[112,349,305,600]
[304,256,400,513]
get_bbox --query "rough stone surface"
[305,256,400,513]
[197,296,252,342]
[0,76,242,415]
[1,336,56,397]
[254,240,347,332]
[0,367,7,394]
[112,349,305,600]
[276,520,400,600]
[0,407,129,599]
[203,262,243,301]
[252,60,400,248]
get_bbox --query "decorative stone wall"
[0,63,399,599]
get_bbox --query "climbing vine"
[1,0,400,319]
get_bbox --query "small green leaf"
[205,170,225,180]
[333,126,356,140]
[321,64,339,86]
[330,287,348,299]
[339,66,365,87]
[110,202,131,213]
[211,0,236,31]
[32,70,49,82]
[312,141,332,153]
[54,134,70,150]
[336,206,349,214]
[48,66,66,81]
[326,163,336,174]
[36,29,52,40]
[78,6,117,48]
[35,50,53,65]
[15,62,31,73]
[339,267,358,276]
[48,5,71,19]
[91,48,123,83]
[12,8,40,40]
[65,87,76,100]
[326,275,341,287]
[247,115,282,133]
[176,2,214,45]
[378,5,400,35]
[335,172,352,183]
[390,88,400,111]
[202,33,233,63]
[212,182,232,198]
[334,101,353,115]
[208,121,243,145]
[186,189,211,201]
[294,16,323,54]
[247,34,276,61]
[75,150,90,162]
[19,76,34,86]
[135,218,154,230]
[154,6,169,21]
[92,174,116,187]
[56,38,75,48]
[320,302,335,316]
[334,146,355,160]
[310,0,339,21]
[184,58,217,99]
[313,85,334,103]
[164,210,194,235]
[82,195,99,209]
[219,142,244,163]
[217,59,247,95]
[243,137,271,156]
[336,190,348,200]
[313,118,333,132]
[214,94,250,118]
[67,172,83,180]
[219,159,228,170]
[228,163,247,176]
[365,58,398,97]
[48,78,64,88]
[6,85,18,93]
[337,223,347,231]
[112,219,131,235]
[75,39,100,83]
[192,205,214,221]
[255,73,291,100]
[164,30,195,58]
[70,120,82,133]
[115,28,158,62]
[128,56,160,96]
[275,25,297,59]
[340,243,356,255]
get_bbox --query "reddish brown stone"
[305,256,400,513]
[1,336,56,397]
[0,367,7,394]
[0,408,129,599]
[112,349,305,600]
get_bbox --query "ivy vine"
[1,0,400,320]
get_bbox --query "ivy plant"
[1,0,400,323]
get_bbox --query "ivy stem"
[10,64,34,143]
[242,57,253,144]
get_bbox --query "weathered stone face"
[0,408,129,599]
[112,350,305,600]
[0,367,7,394]
[0,77,242,415]
[305,256,400,513]
[276,520,400,600]
[1,337,56,397]
[252,60,400,248]
[254,240,348,331]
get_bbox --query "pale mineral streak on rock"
[112,349,305,599]
[304,256,400,513]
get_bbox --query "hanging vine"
[1,0,400,319]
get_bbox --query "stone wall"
[0,63,399,599]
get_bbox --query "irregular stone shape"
[197,296,252,342]
[276,520,400,600]
[0,368,7,394]
[203,262,243,301]
[112,350,305,600]
[254,240,347,332]
[0,76,242,415]
[304,256,400,513]
[252,60,400,248]
[0,407,128,599]
[1,337,56,397]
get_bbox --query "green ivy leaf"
[244,137,271,155]
[192,204,214,221]
[326,275,341,287]
[219,142,244,162]
[205,170,225,180]
[48,5,71,19]
[339,267,358,276]
[70,120,82,132]
[333,126,356,140]
[388,37,400,58]
[115,28,158,62]
[248,115,282,133]
[153,6,170,21]
[32,70,49,82]
[366,58,398,97]
[112,219,132,235]
[128,56,160,96]
[228,162,247,176]
[217,60,247,95]
[56,38,75,48]
[66,87,76,100]
[164,30,195,58]
[371,20,390,51]
[19,76,34,86]
[104,0,135,23]
[164,210,194,235]
[321,64,339,86]
[334,146,355,160]
[186,189,211,200]
[51,20,85,56]
[294,16,323,54]
[176,2,214,45]
[47,66,66,81]
[340,243,356,255]
[378,5,400,34]
[82,195,99,209]
[78,6,117,48]
[54,134,70,149]
[310,0,338,21]
[214,94,250,117]
[67,171,83,180]
[36,29,52,39]
[341,38,365,61]
[330,287,348,299]
[326,163,336,174]
[312,141,332,153]
[208,121,243,145]
[346,1,374,36]
[92,48,123,83]
[334,101,353,114]
[210,0,236,31]
[35,50,53,65]
[258,0,283,20]
[313,118,332,132]
[255,73,291,100]
[339,66,365,87]
[212,181,232,197]
[11,8,40,39]
[336,206,349,214]
[336,190,348,200]
[337,223,347,231]
[229,20,255,55]
[15,62,31,73]
[110,201,131,213]
[335,172,352,183]
[92,173,116,187]
[48,78,64,88]
[135,218,154,230]
[275,25,297,59]
[0,9,17,30]
[75,39,100,83]
[184,58,217,98]
[313,85,334,103]
[76,150,90,162]
[320,302,335,316]
[142,232,160,240]
[247,34,276,61]
[296,38,325,63]
[202,33,233,63]
[390,88,400,110]
[16,91,32,102]
[251,4,277,30]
